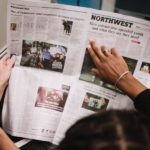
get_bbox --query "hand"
[87,40,129,84]
[0,55,16,99]
[87,40,147,99]
[0,128,19,150]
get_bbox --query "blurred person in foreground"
[0,40,150,150]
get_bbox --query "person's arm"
[116,72,147,99]
[0,55,16,101]
[0,55,16,150]
[87,40,149,114]
[0,128,19,150]
[115,71,150,116]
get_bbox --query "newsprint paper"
[2,0,150,146]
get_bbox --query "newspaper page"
[2,0,90,142]
[53,9,150,145]
[3,66,75,142]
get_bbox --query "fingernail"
[87,44,91,49]
[89,39,95,43]
[11,55,16,59]
[11,53,16,57]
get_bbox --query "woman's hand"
[87,40,147,99]
[0,128,19,150]
[88,40,129,84]
[0,55,16,99]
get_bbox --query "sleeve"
[134,89,150,117]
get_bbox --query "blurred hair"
[58,110,150,150]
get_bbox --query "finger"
[89,40,99,51]
[101,46,111,57]
[90,40,106,61]
[87,45,101,68]
[6,55,16,69]
[91,68,100,76]
[111,48,121,57]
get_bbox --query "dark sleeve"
[134,89,150,117]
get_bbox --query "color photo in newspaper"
[20,40,67,72]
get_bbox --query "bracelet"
[115,71,130,88]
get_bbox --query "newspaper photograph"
[35,85,70,112]
[21,40,67,72]
[82,92,109,112]
[62,20,73,36]
[140,62,150,74]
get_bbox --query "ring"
[103,50,107,55]
[102,47,109,55]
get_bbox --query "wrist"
[117,72,133,87]
[117,72,147,99]
[0,128,19,150]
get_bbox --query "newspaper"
[2,0,150,145]
[0,45,7,58]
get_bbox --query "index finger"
[90,40,106,61]
[87,45,102,69]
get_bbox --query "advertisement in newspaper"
[2,0,150,144]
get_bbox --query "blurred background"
[0,0,150,49]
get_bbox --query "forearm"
[117,72,147,100]
[0,128,19,150]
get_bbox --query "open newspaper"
[2,0,150,145]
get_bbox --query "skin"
[87,40,147,100]
[0,55,16,99]
[0,128,19,150]
[0,55,18,150]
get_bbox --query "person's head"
[58,110,150,150]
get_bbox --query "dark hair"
[58,110,150,150]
